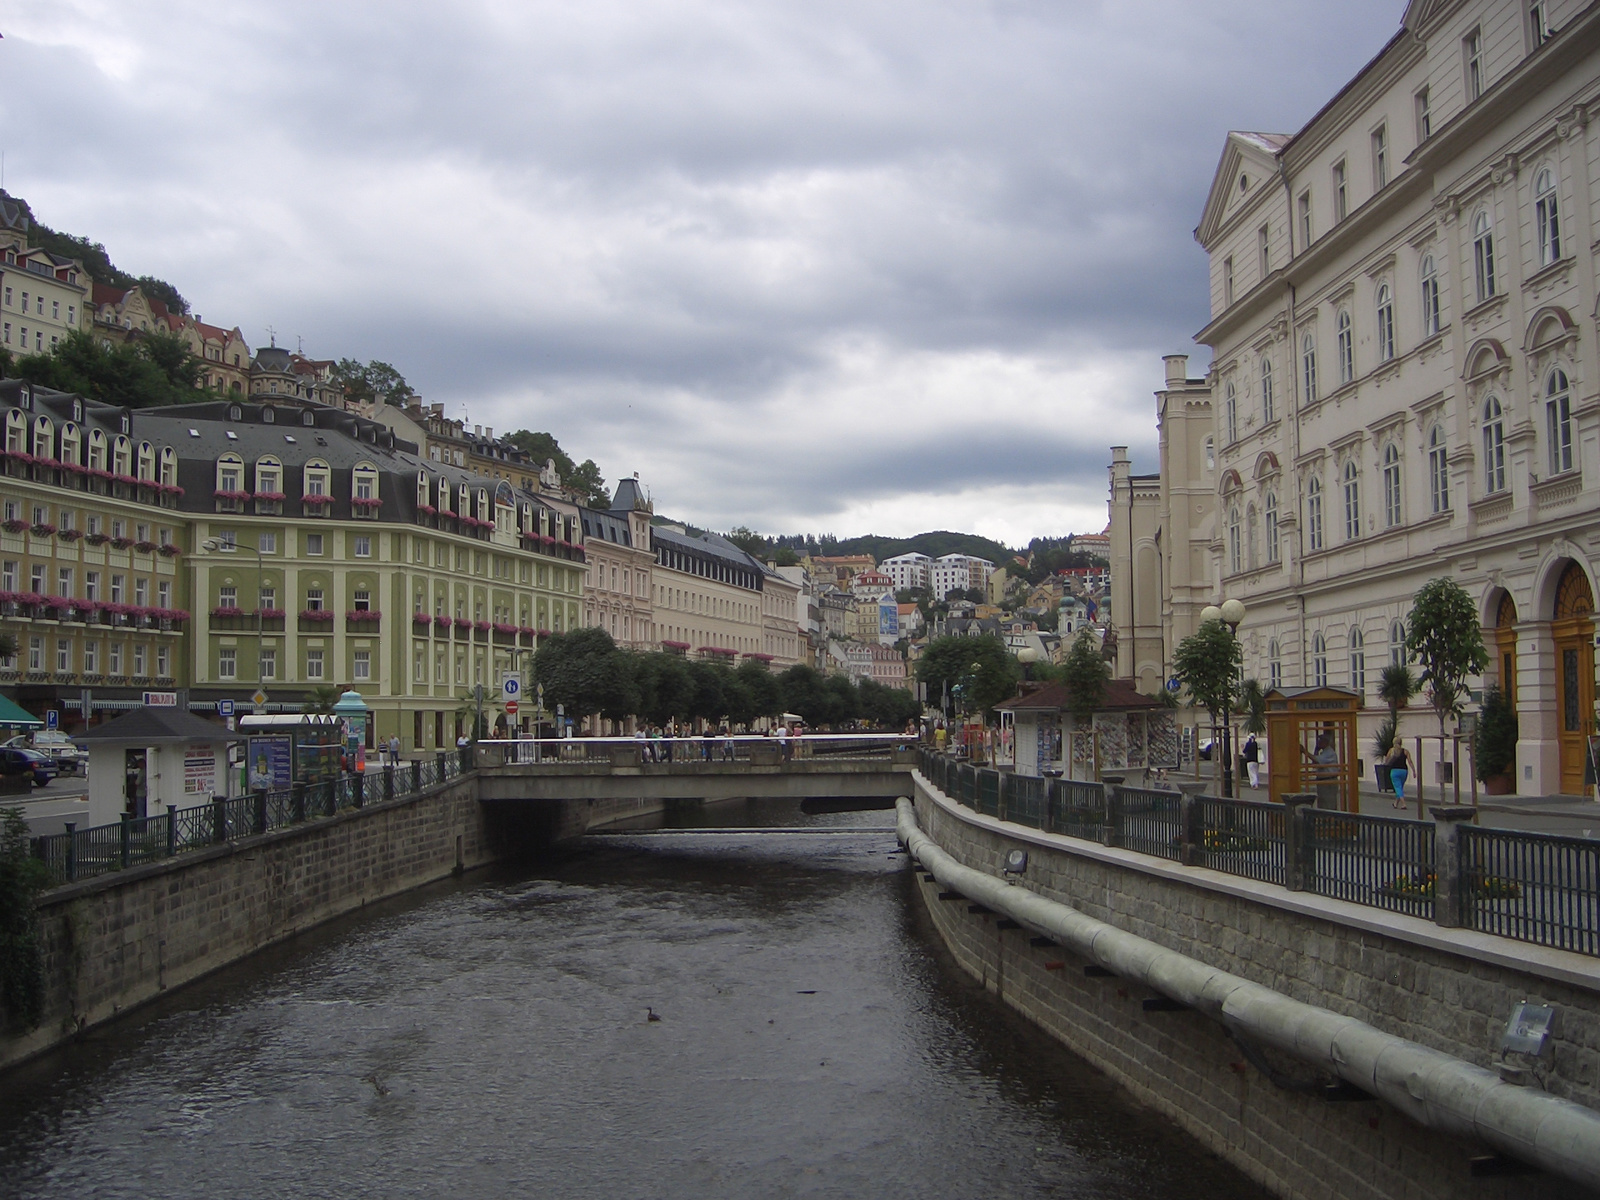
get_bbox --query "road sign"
[143,691,178,708]
[251,688,268,710]
[45,709,58,729]
[502,674,521,701]
[474,683,485,703]
[217,699,236,717]
[505,700,519,716]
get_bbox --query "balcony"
[345,611,383,634]
[298,609,336,634]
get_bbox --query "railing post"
[119,813,131,869]
[436,750,448,785]
[292,782,307,824]
[995,771,1008,822]
[1283,793,1317,891]
[64,822,77,882]
[166,808,177,857]
[1431,805,1475,928]
[254,790,268,835]
[1100,784,1121,848]
[384,764,395,801]
[212,794,228,843]
[1177,788,1205,866]
[352,772,365,809]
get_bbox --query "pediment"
[1195,132,1291,248]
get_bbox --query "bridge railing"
[28,750,469,888]
[915,751,1600,957]
[471,732,914,768]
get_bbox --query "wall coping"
[913,770,1600,997]
[36,772,478,908]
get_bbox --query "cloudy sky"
[6,0,1402,546]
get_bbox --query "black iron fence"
[30,751,468,887]
[915,749,1600,957]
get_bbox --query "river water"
[0,801,1268,1199]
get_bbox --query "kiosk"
[1264,686,1362,811]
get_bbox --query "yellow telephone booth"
[1264,686,1362,812]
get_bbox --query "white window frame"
[1547,368,1573,474]
[1420,254,1440,337]
[1375,284,1394,362]
[1427,425,1450,513]
[1473,209,1496,302]
[1535,166,1561,266]
[1482,396,1506,493]
[1342,460,1361,541]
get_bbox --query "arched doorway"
[1552,563,1595,794]
[1494,592,1518,709]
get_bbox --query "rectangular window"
[217,530,236,551]
[1371,125,1388,189]
[110,574,125,603]
[29,565,45,595]
[353,536,371,558]
[134,578,148,606]
[415,647,427,683]
[56,639,70,673]
[260,585,275,610]
[260,647,277,680]
[29,637,43,671]
[83,641,97,673]
[353,589,371,612]
[1465,29,1483,100]
[133,645,146,676]
[57,567,72,597]
[86,514,102,536]
[158,581,171,608]
[84,571,99,601]
[219,647,237,679]
[1223,256,1234,306]
[306,588,324,611]
[1529,2,1548,49]
[219,585,237,609]
[259,531,277,554]
[1415,87,1431,141]
[1257,225,1270,278]
[306,649,324,679]
[0,561,13,593]
[109,642,122,674]
[1332,160,1347,222]
[353,650,371,681]
[156,645,169,677]
[306,533,324,556]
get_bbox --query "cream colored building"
[1192,0,1600,795]
[1107,356,1217,694]
[580,477,656,651]
[3,246,90,356]
[653,524,800,667]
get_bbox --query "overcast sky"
[6,1,1402,546]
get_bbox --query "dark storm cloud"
[6,0,1403,539]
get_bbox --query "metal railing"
[30,750,469,887]
[914,750,1600,958]
[471,732,912,766]
[1458,825,1600,955]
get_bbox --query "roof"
[79,707,244,744]
[995,678,1163,713]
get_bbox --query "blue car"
[0,746,58,786]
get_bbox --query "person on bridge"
[1386,742,1414,808]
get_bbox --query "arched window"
[1389,618,1406,666]
[1228,505,1242,574]
[1375,284,1395,362]
[215,452,245,511]
[31,415,53,461]
[1225,380,1238,443]
[59,423,80,468]
[1473,209,1496,302]
[1267,638,1282,689]
[1535,166,1561,267]
[1349,627,1366,698]
[112,436,132,477]
[1382,442,1402,527]
[1264,491,1279,562]
[137,441,155,482]
[160,446,177,488]
[1302,332,1318,403]
[1260,356,1274,423]
[2,409,23,454]
[1312,631,1328,686]
[87,429,107,472]
[1482,396,1506,492]
[1547,368,1572,474]
[418,472,431,511]
[1336,309,1354,384]
[255,456,283,503]
[1420,254,1440,336]
[1342,459,1361,540]
[438,476,452,513]
[1427,425,1449,513]
[1305,475,1324,551]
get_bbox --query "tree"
[565,459,609,508]
[1404,578,1488,736]
[330,359,416,407]
[1238,678,1267,735]
[736,658,782,722]
[1374,663,1417,756]
[1172,618,1242,788]
[1474,684,1518,783]
[915,635,1019,717]
[504,429,611,507]
[0,806,51,1029]
[725,526,771,557]
[1059,627,1110,720]
[772,545,799,567]
[534,628,636,721]
[15,330,205,408]
[634,652,696,727]
[304,684,341,714]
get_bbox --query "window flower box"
[474,620,490,633]
[255,608,286,619]
[114,474,141,487]
[158,543,182,557]
[5,451,36,464]
[433,614,450,628]
[413,612,432,625]
[302,494,333,506]
[110,537,134,550]
[299,608,335,622]
[158,482,185,496]
[492,622,520,635]
[212,489,251,501]
[253,491,286,502]
[345,610,382,623]
[87,467,113,481]
[351,497,382,509]
[85,532,110,546]
[28,523,55,536]
[453,617,473,630]
[417,504,437,516]
[133,540,157,553]
[1,518,29,534]
[57,528,83,542]
[211,605,246,618]
[536,628,553,638]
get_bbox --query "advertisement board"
[246,735,294,790]
[183,745,216,795]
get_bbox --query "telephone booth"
[1264,686,1361,811]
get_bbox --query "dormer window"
[229,404,243,421]
[302,409,314,426]
[352,463,380,518]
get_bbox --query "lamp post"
[1201,598,1247,798]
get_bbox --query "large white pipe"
[897,797,1600,1190]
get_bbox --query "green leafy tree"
[1374,663,1417,756]
[1238,678,1267,735]
[1059,627,1110,720]
[0,806,51,1030]
[504,430,610,507]
[776,664,830,726]
[564,459,609,508]
[304,684,341,714]
[534,627,636,721]
[3,190,188,313]
[330,359,416,407]
[736,658,782,721]
[771,545,799,567]
[634,652,696,727]
[915,635,1020,717]
[1404,578,1488,736]
[1474,684,1518,782]
[1172,618,1242,778]
[725,526,771,558]
[15,330,205,408]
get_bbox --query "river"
[0,800,1268,1199]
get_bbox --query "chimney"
[485,426,493,439]
[1163,354,1189,386]
[474,425,482,437]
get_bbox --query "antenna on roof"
[297,335,303,355]
[266,325,277,348]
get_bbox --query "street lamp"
[1201,598,1247,798]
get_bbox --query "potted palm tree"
[1374,663,1416,794]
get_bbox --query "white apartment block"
[1194,0,1600,795]
[931,554,996,600]
[880,552,932,592]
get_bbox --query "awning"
[0,693,43,728]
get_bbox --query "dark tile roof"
[79,707,243,744]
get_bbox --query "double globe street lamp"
[1199,597,1246,798]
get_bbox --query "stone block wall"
[912,777,1600,1200]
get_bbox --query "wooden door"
[1553,564,1595,795]
[1495,592,1518,709]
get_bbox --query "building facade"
[580,477,656,650]
[1192,0,1600,794]
[652,524,801,667]
[880,552,932,592]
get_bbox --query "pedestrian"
[1241,734,1260,789]
[777,724,790,761]
[388,734,401,767]
[457,733,469,750]
[1386,741,1414,808]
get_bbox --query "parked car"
[4,732,84,775]
[0,747,58,787]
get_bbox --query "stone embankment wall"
[910,776,1600,1200]
[2,781,662,1073]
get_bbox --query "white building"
[931,554,995,600]
[1192,0,1600,795]
[880,552,932,592]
